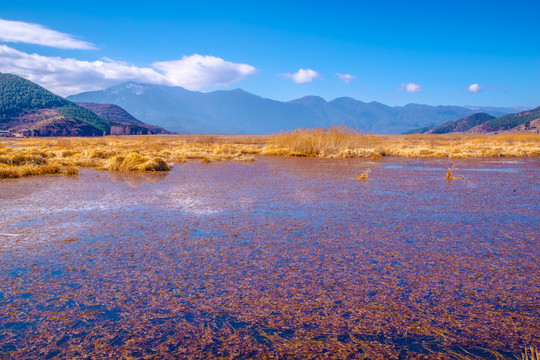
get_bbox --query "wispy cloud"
[465,83,482,93]
[397,82,422,93]
[0,18,96,50]
[282,68,320,84]
[153,54,257,90]
[0,45,257,95]
[487,84,508,94]
[336,73,355,83]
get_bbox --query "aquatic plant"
[356,169,371,181]
[445,168,461,180]
[0,157,538,358]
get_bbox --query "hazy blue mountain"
[67,82,521,134]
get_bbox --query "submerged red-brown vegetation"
[0,157,538,359]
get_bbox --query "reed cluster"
[265,127,540,158]
[0,135,259,178]
[1,128,538,178]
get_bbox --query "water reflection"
[106,170,170,187]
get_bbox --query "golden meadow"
[1,127,539,178]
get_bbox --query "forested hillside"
[0,73,70,120]
[0,73,109,134]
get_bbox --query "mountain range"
[1,73,533,136]
[67,82,525,134]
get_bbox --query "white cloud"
[0,45,257,95]
[336,73,356,83]
[283,68,320,84]
[466,83,482,93]
[398,82,422,93]
[153,54,257,90]
[0,18,96,50]
[0,45,166,95]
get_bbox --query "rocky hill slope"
[75,102,171,135]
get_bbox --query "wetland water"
[0,157,539,359]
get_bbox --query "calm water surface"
[0,157,539,359]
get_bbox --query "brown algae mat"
[0,156,538,358]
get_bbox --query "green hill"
[0,73,70,117]
[430,113,495,134]
[476,106,540,132]
[406,108,540,134]
[0,73,109,134]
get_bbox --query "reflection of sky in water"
[383,164,520,173]
[164,183,254,215]
[1,158,538,247]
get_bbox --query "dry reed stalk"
[266,129,540,158]
[520,347,540,360]
[356,169,371,181]
[445,169,456,180]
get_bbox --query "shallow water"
[0,157,539,358]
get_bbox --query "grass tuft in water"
[445,168,461,181]
[356,169,371,181]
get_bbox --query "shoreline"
[1,132,539,179]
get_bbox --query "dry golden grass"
[265,127,540,158]
[444,168,462,181]
[0,128,538,178]
[356,169,371,181]
[0,135,260,178]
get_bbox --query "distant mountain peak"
[107,82,151,96]
[125,82,149,94]
[289,95,328,105]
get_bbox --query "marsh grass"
[0,129,538,178]
[445,168,461,181]
[104,153,172,172]
[356,169,371,181]
[265,127,540,158]
[0,135,260,178]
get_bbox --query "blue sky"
[0,0,539,107]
